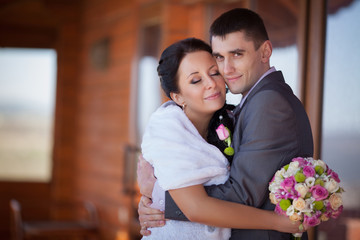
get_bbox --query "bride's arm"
[169,184,301,233]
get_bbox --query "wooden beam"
[0,25,57,48]
[297,2,327,239]
[303,0,327,159]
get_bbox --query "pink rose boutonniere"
[216,124,234,157]
[216,124,229,140]
[269,157,345,240]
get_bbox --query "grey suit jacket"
[165,71,313,240]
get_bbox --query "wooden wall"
[73,1,139,239]
[0,0,82,239]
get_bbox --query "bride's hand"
[274,213,307,234]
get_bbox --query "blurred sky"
[323,0,360,134]
[0,48,57,112]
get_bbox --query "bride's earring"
[182,103,186,112]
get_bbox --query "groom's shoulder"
[247,83,290,109]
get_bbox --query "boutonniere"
[216,122,234,157]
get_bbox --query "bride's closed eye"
[191,78,201,84]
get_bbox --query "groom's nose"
[223,58,235,75]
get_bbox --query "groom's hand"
[137,154,156,198]
[138,195,165,236]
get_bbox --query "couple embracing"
[137,8,313,240]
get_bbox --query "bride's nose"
[204,75,216,89]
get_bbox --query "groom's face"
[211,31,266,96]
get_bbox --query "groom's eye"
[213,55,224,61]
[234,52,243,57]
[210,71,220,76]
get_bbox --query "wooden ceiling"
[0,0,80,47]
[0,0,355,48]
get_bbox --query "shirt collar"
[239,66,276,108]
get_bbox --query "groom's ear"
[261,40,272,63]
[170,92,184,106]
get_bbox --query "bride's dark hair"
[157,38,212,99]
[157,37,234,161]
[207,104,235,162]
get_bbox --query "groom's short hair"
[210,8,269,50]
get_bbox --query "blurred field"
[0,111,53,182]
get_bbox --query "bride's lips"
[205,92,221,100]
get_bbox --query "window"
[322,0,360,210]
[136,24,162,142]
[319,1,360,238]
[0,48,57,182]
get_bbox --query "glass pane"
[260,0,300,97]
[320,1,360,239]
[0,48,57,182]
[137,56,161,138]
[136,24,162,142]
[271,46,298,96]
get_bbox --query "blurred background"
[0,0,359,239]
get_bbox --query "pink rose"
[275,204,286,216]
[216,124,229,140]
[310,185,329,201]
[328,169,340,183]
[281,176,296,191]
[331,205,343,219]
[303,166,315,177]
[292,157,306,167]
[304,214,321,227]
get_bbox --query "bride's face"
[172,51,226,119]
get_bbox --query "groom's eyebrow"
[229,48,245,54]
[212,52,222,57]
[212,48,245,57]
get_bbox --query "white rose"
[290,212,303,221]
[324,178,339,193]
[305,177,316,188]
[293,198,306,211]
[295,183,309,198]
[286,205,295,216]
[321,214,330,222]
[276,168,286,178]
[273,170,284,185]
[290,161,300,169]
[269,182,280,193]
[329,193,343,210]
[269,192,279,204]
[285,161,299,177]
[302,198,315,213]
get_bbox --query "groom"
[137,8,313,239]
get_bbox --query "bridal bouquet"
[268,157,344,239]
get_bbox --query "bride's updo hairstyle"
[157,38,234,162]
[157,38,212,99]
